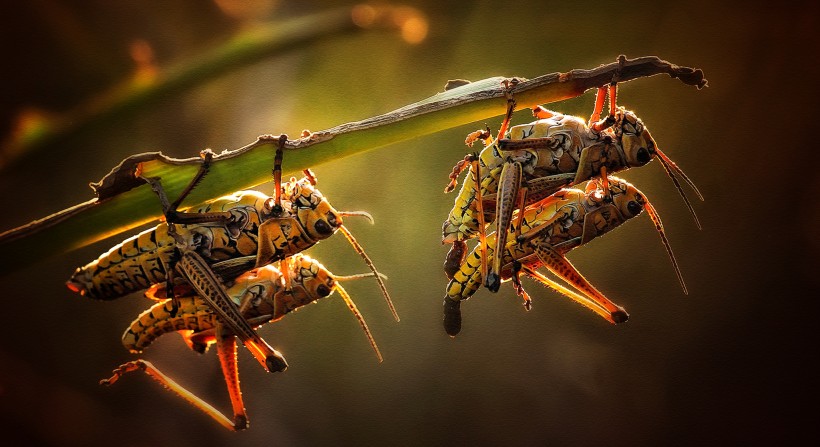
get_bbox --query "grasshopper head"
[290,254,337,302]
[613,109,655,169]
[605,176,648,221]
[282,171,344,241]
[612,108,704,230]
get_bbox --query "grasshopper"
[443,176,684,336]
[442,82,702,293]
[101,253,384,430]
[68,135,398,372]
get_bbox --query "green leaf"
[0,55,706,274]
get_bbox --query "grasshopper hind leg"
[101,358,248,431]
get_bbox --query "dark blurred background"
[1,1,818,445]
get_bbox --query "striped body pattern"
[123,254,336,353]
[68,175,340,300]
[442,109,655,244]
[445,178,644,304]
[442,112,602,244]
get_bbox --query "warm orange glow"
[129,39,158,87]
[213,0,277,21]
[400,15,428,44]
[351,4,378,27]
[391,6,428,44]
[351,4,428,44]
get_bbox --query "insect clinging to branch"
[442,81,702,293]
[443,176,685,336]
[68,134,398,372]
[101,253,385,431]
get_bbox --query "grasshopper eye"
[627,200,643,216]
[317,284,331,297]
[636,147,650,164]
[314,219,333,235]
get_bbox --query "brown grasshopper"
[68,135,398,372]
[101,253,384,430]
[442,81,701,294]
[443,176,685,336]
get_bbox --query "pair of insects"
[441,81,702,334]
[67,80,702,430]
[67,135,398,430]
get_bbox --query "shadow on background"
[1,0,817,445]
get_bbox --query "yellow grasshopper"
[442,83,701,293]
[68,135,397,372]
[443,176,685,336]
[101,253,384,431]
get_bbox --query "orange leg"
[589,84,619,132]
[100,358,244,431]
[464,127,492,147]
[607,83,618,116]
[511,261,532,310]
[588,86,607,125]
[279,257,292,292]
[444,153,478,193]
[533,242,628,324]
[599,166,611,201]
[216,326,249,430]
[522,267,618,323]
[496,79,518,139]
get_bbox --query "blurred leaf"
[0,4,426,170]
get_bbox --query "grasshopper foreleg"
[141,150,232,226]
[444,153,478,194]
[272,134,287,213]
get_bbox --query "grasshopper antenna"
[334,283,383,362]
[334,272,388,281]
[338,210,374,225]
[337,224,400,322]
[653,147,704,230]
[643,200,688,295]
